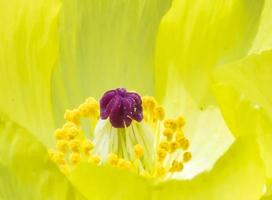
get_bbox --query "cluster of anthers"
[49,88,192,179]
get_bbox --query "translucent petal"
[69,164,151,200]
[161,70,234,179]
[214,50,272,179]
[155,0,264,105]
[173,106,234,179]
[0,0,61,147]
[52,0,171,126]
[250,0,272,54]
[153,137,266,200]
[0,113,86,200]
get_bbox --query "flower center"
[100,88,143,128]
[49,88,192,179]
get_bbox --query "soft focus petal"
[0,0,61,147]
[52,0,171,126]
[0,113,85,200]
[173,106,234,179]
[155,0,264,105]
[69,164,151,200]
[249,0,272,54]
[214,50,272,179]
[161,71,234,179]
[153,137,265,200]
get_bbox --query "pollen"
[69,153,81,165]
[169,160,184,172]
[164,119,177,131]
[108,153,119,166]
[183,152,192,162]
[54,128,66,140]
[56,140,68,153]
[52,151,65,165]
[163,128,174,141]
[89,155,101,165]
[64,109,81,125]
[50,88,192,179]
[82,140,94,155]
[69,139,81,152]
[154,106,165,121]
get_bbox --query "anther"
[134,144,144,159]
[154,106,165,121]
[108,153,119,166]
[52,151,65,165]
[56,140,68,153]
[82,140,94,155]
[69,153,81,165]
[178,138,190,150]
[164,119,177,131]
[183,152,192,162]
[89,155,101,165]
[64,109,81,125]
[163,128,174,141]
[69,139,81,152]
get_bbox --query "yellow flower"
[0,0,271,200]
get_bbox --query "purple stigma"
[99,88,143,128]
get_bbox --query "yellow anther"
[108,153,119,166]
[89,155,101,165]
[175,130,184,143]
[178,138,190,150]
[142,96,156,111]
[183,152,192,162]
[154,164,167,177]
[134,144,144,159]
[66,129,79,141]
[52,151,65,165]
[154,106,165,121]
[163,128,174,141]
[63,121,77,129]
[82,140,94,155]
[64,109,80,125]
[62,122,79,140]
[159,141,169,151]
[169,160,184,172]
[164,119,177,131]
[54,128,66,140]
[176,116,186,128]
[56,140,68,153]
[78,98,99,118]
[69,139,81,152]
[118,159,133,170]
[157,148,167,162]
[169,141,179,153]
[69,153,81,165]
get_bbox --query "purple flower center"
[99,88,143,128]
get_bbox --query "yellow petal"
[161,71,234,179]
[173,106,234,179]
[52,0,172,126]
[0,0,61,147]
[214,50,272,179]
[0,113,85,200]
[155,0,264,105]
[69,164,151,200]
[153,137,266,200]
[250,0,272,54]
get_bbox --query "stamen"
[50,88,192,180]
